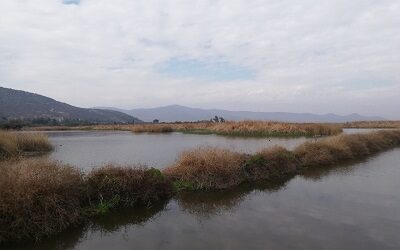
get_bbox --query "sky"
[0,0,399,118]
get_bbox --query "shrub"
[164,147,247,190]
[243,146,299,180]
[86,165,174,209]
[0,159,86,243]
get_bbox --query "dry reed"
[164,130,400,190]
[0,131,52,160]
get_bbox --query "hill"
[97,105,384,123]
[0,87,141,124]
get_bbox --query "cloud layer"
[0,0,399,118]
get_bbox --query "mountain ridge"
[95,104,385,123]
[0,87,141,124]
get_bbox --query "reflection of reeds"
[177,178,291,218]
[165,130,400,190]
[0,131,52,160]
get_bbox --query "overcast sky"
[0,0,399,118]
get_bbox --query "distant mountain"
[0,87,142,124]
[97,105,384,123]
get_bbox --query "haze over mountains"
[97,105,384,123]
[0,86,385,124]
[0,87,141,124]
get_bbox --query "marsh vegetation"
[1,129,400,244]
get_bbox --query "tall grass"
[164,147,247,190]
[343,120,400,129]
[0,159,86,242]
[25,121,342,137]
[0,131,52,160]
[130,121,342,137]
[164,130,400,190]
[0,160,175,243]
[87,165,174,211]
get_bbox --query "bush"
[0,131,52,160]
[87,165,174,209]
[164,147,247,190]
[0,159,86,242]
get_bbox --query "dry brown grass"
[0,131,52,160]
[25,121,342,137]
[165,130,400,190]
[129,121,342,137]
[0,160,175,243]
[343,120,400,129]
[86,165,174,209]
[294,130,400,168]
[131,124,173,133]
[243,146,299,180]
[164,147,247,190]
[0,158,86,242]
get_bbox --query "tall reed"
[0,131,52,160]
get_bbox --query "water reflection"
[176,177,292,218]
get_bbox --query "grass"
[0,159,86,243]
[0,161,175,243]
[164,130,400,190]
[86,165,174,210]
[130,121,342,137]
[343,120,400,129]
[0,131,52,160]
[25,121,342,138]
[163,147,247,190]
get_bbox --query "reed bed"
[0,131,53,160]
[130,121,342,137]
[0,160,175,243]
[0,159,85,242]
[164,130,400,190]
[343,120,400,129]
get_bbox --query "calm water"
[9,148,400,250]
[46,131,313,169]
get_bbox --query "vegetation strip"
[1,130,400,243]
[131,121,343,137]
[23,121,343,137]
[166,130,400,190]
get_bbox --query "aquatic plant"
[87,165,174,208]
[164,130,400,190]
[0,159,86,242]
[0,131,52,160]
[130,121,342,137]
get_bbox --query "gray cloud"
[0,0,399,118]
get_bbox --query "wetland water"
[46,131,313,169]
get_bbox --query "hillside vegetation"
[0,87,141,124]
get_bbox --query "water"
[46,131,313,169]
[10,148,400,250]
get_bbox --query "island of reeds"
[1,129,400,244]
[25,121,343,137]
